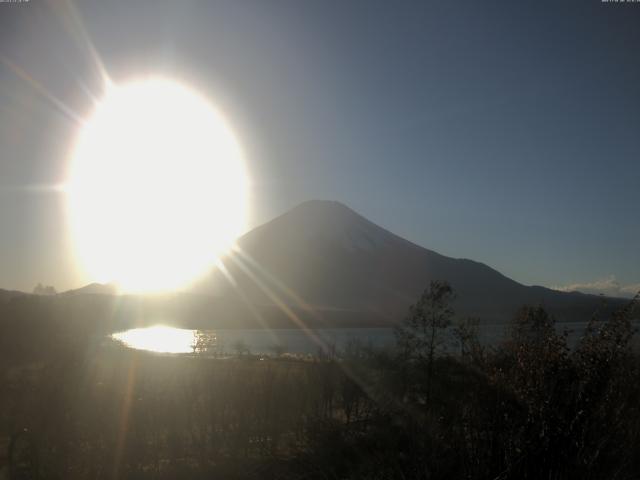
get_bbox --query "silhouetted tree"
[32,283,56,296]
[452,316,485,365]
[492,305,572,476]
[395,280,455,404]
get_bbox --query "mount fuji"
[195,200,624,326]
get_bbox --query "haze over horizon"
[0,0,638,296]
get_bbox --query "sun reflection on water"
[112,326,197,353]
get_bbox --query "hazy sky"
[0,0,638,295]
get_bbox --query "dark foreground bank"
[0,285,638,480]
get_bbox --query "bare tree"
[395,280,455,404]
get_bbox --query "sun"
[66,78,248,293]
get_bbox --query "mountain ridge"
[204,199,625,324]
[58,199,627,327]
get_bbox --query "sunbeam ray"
[226,246,413,415]
[226,250,333,355]
[214,257,275,335]
[231,245,318,316]
[53,0,111,89]
[112,353,138,480]
[0,55,84,125]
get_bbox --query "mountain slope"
[204,200,624,324]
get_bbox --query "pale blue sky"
[0,0,638,295]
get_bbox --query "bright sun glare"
[66,78,248,293]
[112,326,196,353]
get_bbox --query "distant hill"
[62,282,120,296]
[0,288,27,304]
[198,200,626,325]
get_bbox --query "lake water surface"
[111,321,619,356]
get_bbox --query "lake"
[110,321,621,356]
[111,326,397,356]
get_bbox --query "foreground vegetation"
[1,284,639,479]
